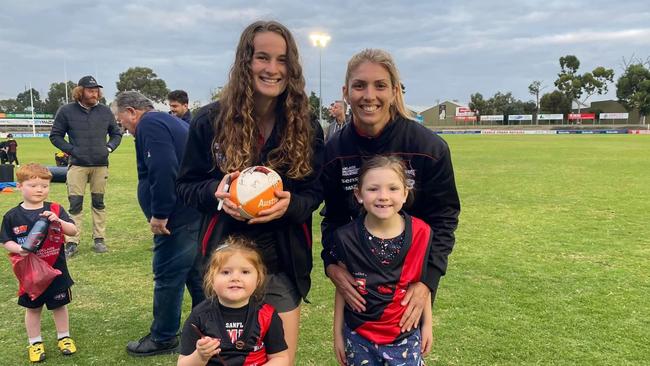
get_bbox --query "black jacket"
[50,102,122,166]
[176,102,324,300]
[321,116,460,292]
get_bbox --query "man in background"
[6,134,19,166]
[49,75,123,257]
[167,90,191,124]
[325,100,349,142]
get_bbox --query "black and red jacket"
[176,102,324,300]
[332,213,434,344]
[321,115,460,293]
[180,300,287,365]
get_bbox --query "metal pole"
[64,58,69,104]
[30,82,36,136]
[318,47,323,126]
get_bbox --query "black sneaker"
[92,238,108,253]
[126,334,178,357]
[64,242,79,259]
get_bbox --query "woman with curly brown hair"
[177,20,324,363]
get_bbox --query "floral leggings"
[344,325,424,366]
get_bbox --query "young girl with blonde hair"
[178,236,289,366]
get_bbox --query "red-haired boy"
[0,163,78,362]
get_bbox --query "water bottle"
[21,217,50,253]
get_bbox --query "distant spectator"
[325,100,349,142]
[49,75,123,258]
[6,134,19,166]
[168,90,191,124]
[0,140,8,164]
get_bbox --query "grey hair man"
[113,91,204,357]
[49,75,123,257]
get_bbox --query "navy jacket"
[135,111,199,229]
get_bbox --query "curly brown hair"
[213,20,313,179]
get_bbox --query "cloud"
[513,28,650,46]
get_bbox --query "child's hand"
[333,331,347,366]
[196,336,221,361]
[17,247,29,257]
[420,326,433,356]
[40,211,60,223]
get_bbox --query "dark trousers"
[150,221,205,342]
[7,152,17,165]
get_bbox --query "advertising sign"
[480,115,504,121]
[568,113,596,120]
[508,115,533,121]
[600,113,629,119]
[538,114,563,120]
[455,107,475,117]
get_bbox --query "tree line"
[468,54,650,124]
[2,57,648,123]
[0,67,170,115]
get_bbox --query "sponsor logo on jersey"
[377,284,394,295]
[354,278,368,295]
[13,225,28,235]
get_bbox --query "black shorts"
[262,272,301,313]
[18,287,72,310]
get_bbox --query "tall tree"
[616,63,650,124]
[44,81,76,114]
[528,80,546,118]
[469,92,489,115]
[16,88,44,112]
[308,91,330,122]
[210,86,224,101]
[554,55,614,113]
[490,91,516,115]
[116,67,170,103]
[540,90,572,114]
[0,99,22,113]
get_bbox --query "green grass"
[1,135,649,365]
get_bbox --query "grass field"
[0,135,648,365]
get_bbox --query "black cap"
[78,75,103,88]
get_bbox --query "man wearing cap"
[50,75,123,258]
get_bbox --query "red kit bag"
[10,253,62,300]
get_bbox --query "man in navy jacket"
[112,91,204,357]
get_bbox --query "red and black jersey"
[332,213,432,344]
[180,299,287,366]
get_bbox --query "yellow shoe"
[58,337,77,355]
[28,342,45,362]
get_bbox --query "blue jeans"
[150,221,205,342]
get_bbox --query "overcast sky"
[1,0,648,109]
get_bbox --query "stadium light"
[310,32,331,126]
